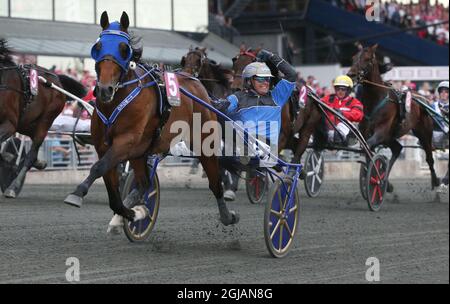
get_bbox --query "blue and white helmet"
[437,81,449,93]
[242,62,273,79]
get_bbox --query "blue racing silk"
[225,79,295,145]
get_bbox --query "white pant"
[328,122,350,142]
[50,115,91,133]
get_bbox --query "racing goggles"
[253,76,271,83]
[335,86,349,92]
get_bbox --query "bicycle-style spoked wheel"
[122,170,160,242]
[303,150,324,198]
[246,169,268,204]
[264,177,300,258]
[366,154,388,212]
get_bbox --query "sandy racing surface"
[0,179,448,284]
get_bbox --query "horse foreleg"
[200,155,239,226]
[414,128,440,189]
[0,121,15,144]
[3,135,43,198]
[385,140,403,193]
[123,157,150,209]
[64,140,132,208]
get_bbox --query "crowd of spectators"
[208,0,241,43]
[330,0,449,45]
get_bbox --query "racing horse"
[180,46,232,99]
[347,44,440,190]
[64,11,239,228]
[0,38,87,198]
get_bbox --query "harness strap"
[96,81,156,127]
[365,95,391,122]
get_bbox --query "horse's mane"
[0,38,14,66]
[208,60,231,89]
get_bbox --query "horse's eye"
[119,42,130,60]
[95,42,102,51]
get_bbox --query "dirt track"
[0,179,448,284]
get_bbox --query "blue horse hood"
[91,22,133,71]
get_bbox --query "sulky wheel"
[264,177,300,258]
[359,162,368,201]
[246,169,268,204]
[122,170,160,242]
[303,150,324,198]
[366,154,388,212]
[0,137,25,194]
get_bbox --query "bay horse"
[64,11,239,229]
[180,46,232,99]
[347,44,440,191]
[0,38,87,198]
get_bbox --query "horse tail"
[57,74,87,99]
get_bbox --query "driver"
[322,75,364,145]
[213,49,297,200]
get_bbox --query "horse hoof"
[230,211,240,225]
[64,194,83,208]
[387,183,394,193]
[33,160,47,171]
[107,225,122,235]
[132,205,149,222]
[107,214,124,234]
[4,189,16,199]
[220,211,240,226]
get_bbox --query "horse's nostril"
[108,87,114,94]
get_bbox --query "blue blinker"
[91,21,133,72]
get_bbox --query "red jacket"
[321,94,364,126]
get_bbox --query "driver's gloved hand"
[211,99,230,113]
[256,49,274,63]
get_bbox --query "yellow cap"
[333,75,354,89]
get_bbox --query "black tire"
[264,177,300,258]
[122,170,160,242]
[366,154,388,212]
[359,162,368,200]
[0,137,26,194]
[245,169,268,204]
[303,150,324,198]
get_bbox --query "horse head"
[180,47,208,78]
[91,11,133,103]
[347,44,379,85]
[231,46,260,91]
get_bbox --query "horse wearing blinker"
[64,11,239,232]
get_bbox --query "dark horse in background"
[347,44,440,191]
[180,46,232,99]
[0,38,87,198]
[64,11,239,228]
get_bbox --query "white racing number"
[29,69,38,96]
[164,72,181,107]
[299,85,307,107]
